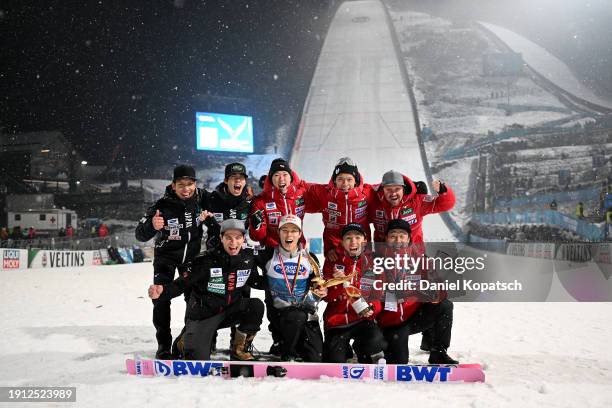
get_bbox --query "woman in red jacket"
[376,219,458,365]
[248,158,308,247]
[248,158,309,353]
[304,157,376,261]
[322,223,386,363]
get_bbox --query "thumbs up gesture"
[199,210,213,222]
[148,284,164,299]
[152,209,164,231]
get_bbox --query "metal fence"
[0,230,150,251]
[471,210,606,241]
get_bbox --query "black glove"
[251,210,264,231]
[203,215,219,229]
[206,235,220,250]
[180,262,192,278]
[438,182,447,194]
[295,302,316,315]
[414,181,428,194]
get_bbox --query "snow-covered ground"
[2,263,612,407]
[389,11,584,138]
[386,8,609,230]
[479,22,612,110]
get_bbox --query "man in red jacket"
[369,170,455,245]
[376,219,458,365]
[98,223,109,238]
[304,157,375,261]
[322,223,386,363]
[249,158,308,247]
[369,170,455,353]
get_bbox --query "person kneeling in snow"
[262,214,327,362]
[321,223,387,363]
[148,219,266,361]
[376,219,458,365]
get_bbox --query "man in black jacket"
[148,219,265,361]
[202,162,252,251]
[135,165,206,359]
[201,162,255,352]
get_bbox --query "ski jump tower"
[291,0,456,247]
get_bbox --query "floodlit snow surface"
[291,0,454,242]
[390,10,584,139]
[1,263,612,407]
[479,22,612,110]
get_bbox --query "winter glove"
[438,181,447,194]
[207,235,221,251]
[414,181,428,194]
[295,301,316,315]
[203,215,220,230]
[251,209,264,231]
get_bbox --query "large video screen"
[196,112,254,153]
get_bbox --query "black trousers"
[151,262,190,350]
[382,299,454,364]
[323,320,387,363]
[265,291,283,345]
[211,285,252,348]
[183,297,264,360]
[275,307,323,362]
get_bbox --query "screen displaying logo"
[196,112,254,153]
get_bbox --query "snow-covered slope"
[292,0,455,242]
[1,263,611,407]
[479,22,612,110]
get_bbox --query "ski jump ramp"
[291,0,456,243]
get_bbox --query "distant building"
[7,208,77,235]
[0,131,85,193]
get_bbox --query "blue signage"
[196,112,254,153]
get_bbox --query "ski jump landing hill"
[291,0,455,244]
[289,0,611,301]
[478,22,612,114]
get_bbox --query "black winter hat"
[258,175,267,189]
[225,162,248,180]
[173,165,196,181]
[342,223,366,238]
[386,219,412,236]
[268,158,293,181]
[332,157,361,186]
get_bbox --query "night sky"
[3,0,611,175]
[2,0,336,172]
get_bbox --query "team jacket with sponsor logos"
[368,174,455,244]
[157,247,266,320]
[322,248,383,331]
[375,245,445,328]
[263,246,321,310]
[304,174,375,254]
[135,185,205,265]
[201,182,251,251]
[248,170,308,247]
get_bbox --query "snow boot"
[155,344,173,360]
[268,341,281,356]
[231,329,256,361]
[428,349,459,365]
[171,333,185,360]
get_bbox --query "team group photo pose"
[142,157,458,364]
